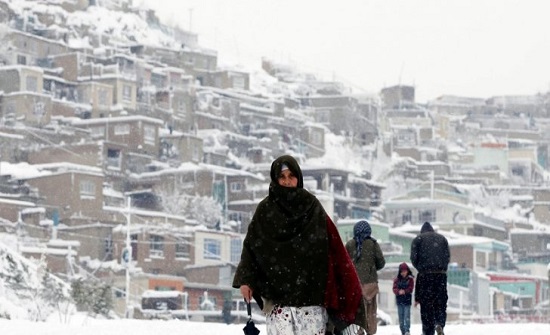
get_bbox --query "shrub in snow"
[70,277,113,318]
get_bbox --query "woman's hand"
[240,284,253,303]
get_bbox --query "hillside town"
[0,0,549,325]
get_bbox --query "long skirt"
[361,282,380,335]
[266,305,328,335]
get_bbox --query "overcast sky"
[138,0,550,102]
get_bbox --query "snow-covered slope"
[0,240,73,320]
[4,0,187,49]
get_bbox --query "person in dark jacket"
[233,155,367,335]
[410,222,450,335]
[346,220,386,335]
[392,262,414,335]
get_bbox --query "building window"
[402,210,412,225]
[398,132,413,142]
[203,238,221,260]
[178,100,187,116]
[80,180,96,197]
[475,251,486,268]
[104,236,113,255]
[230,182,242,193]
[107,148,121,169]
[154,285,176,291]
[4,102,15,117]
[115,287,126,298]
[17,54,26,65]
[33,101,45,117]
[151,73,165,88]
[98,88,109,106]
[419,209,435,223]
[122,84,132,102]
[79,88,89,104]
[192,146,200,161]
[231,238,242,263]
[311,131,322,146]
[511,166,524,177]
[149,235,164,257]
[228,212,242,223]
[170,73,181,87]
[144,124,156,144]
[232,76,245,89]
[91,126,105,138]
[175,241,190,259]
[26,76,38,92]
[488,253,498,270]
[318,110,330,123]
[199,295,217,309]
[114,124,130,135]
[473,227,483,236]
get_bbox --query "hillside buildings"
[0,0,548,322]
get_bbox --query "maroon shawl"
[325,217,364,326]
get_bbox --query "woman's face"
[278,169,298,188]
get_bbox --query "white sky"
[138,0,550,102]
[1,318,549,335]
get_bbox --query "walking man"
[410,222,450,335]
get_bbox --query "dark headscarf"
[420,221,434,233]
[353,219,374,262]
[233,155,328,307]
[270,154,304,188]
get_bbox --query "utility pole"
[431,170,435,199]
[188,8,193,32]
[124,196,132,318]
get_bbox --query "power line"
[21,127,88,159]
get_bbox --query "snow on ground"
[0,318,548,335]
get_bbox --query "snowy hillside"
[0,240,73,320]
[4,0,200,50]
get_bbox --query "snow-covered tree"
[157,178,223,228]
[0,246,73,321]
[40,268,72,323]
[70,277,113,318]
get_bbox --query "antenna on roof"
[188,8,193,32]
[398,62,405,109]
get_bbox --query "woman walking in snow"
[345,220,386,335]
[392,262,414,335]
[233,155,367,335]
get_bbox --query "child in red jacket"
[393,262,414,335]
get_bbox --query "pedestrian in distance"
[345,220,386,335]
[392,262,414,335]
[233,155,367,335]
[410,222,450,335]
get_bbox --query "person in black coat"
[410,222,450,335]
[233,155,366,335]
